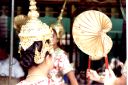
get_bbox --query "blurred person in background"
[0,41,24,85]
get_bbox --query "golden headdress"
[18,0,53,64]
[50,0,67,39]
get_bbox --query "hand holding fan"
[72,10,113,84]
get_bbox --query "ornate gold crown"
[50,0,67,39]
[50,22,64,39]
[18,0,53,64]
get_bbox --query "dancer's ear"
[45,54,53,66]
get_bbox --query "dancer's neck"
[26,64,49,81]
[53,44,58,50]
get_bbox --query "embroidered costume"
[17,78,51,85]
[49,48,73,85]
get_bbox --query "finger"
[105,67,116,78]
[108,67,116,77]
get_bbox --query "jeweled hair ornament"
[18,0,53,64]
[50,0,67,39]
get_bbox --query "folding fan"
[72,10,113,60]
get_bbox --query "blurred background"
[0,0,126,84]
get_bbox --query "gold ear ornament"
[34,46,44,64]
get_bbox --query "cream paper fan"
[72,10,113,60]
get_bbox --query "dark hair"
[112,60,122,77]
[20,41,42,69]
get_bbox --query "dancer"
[48,28,78,85]
[16,0,54,84]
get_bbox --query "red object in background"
[105,55,108,69]
[87,57,91,85]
